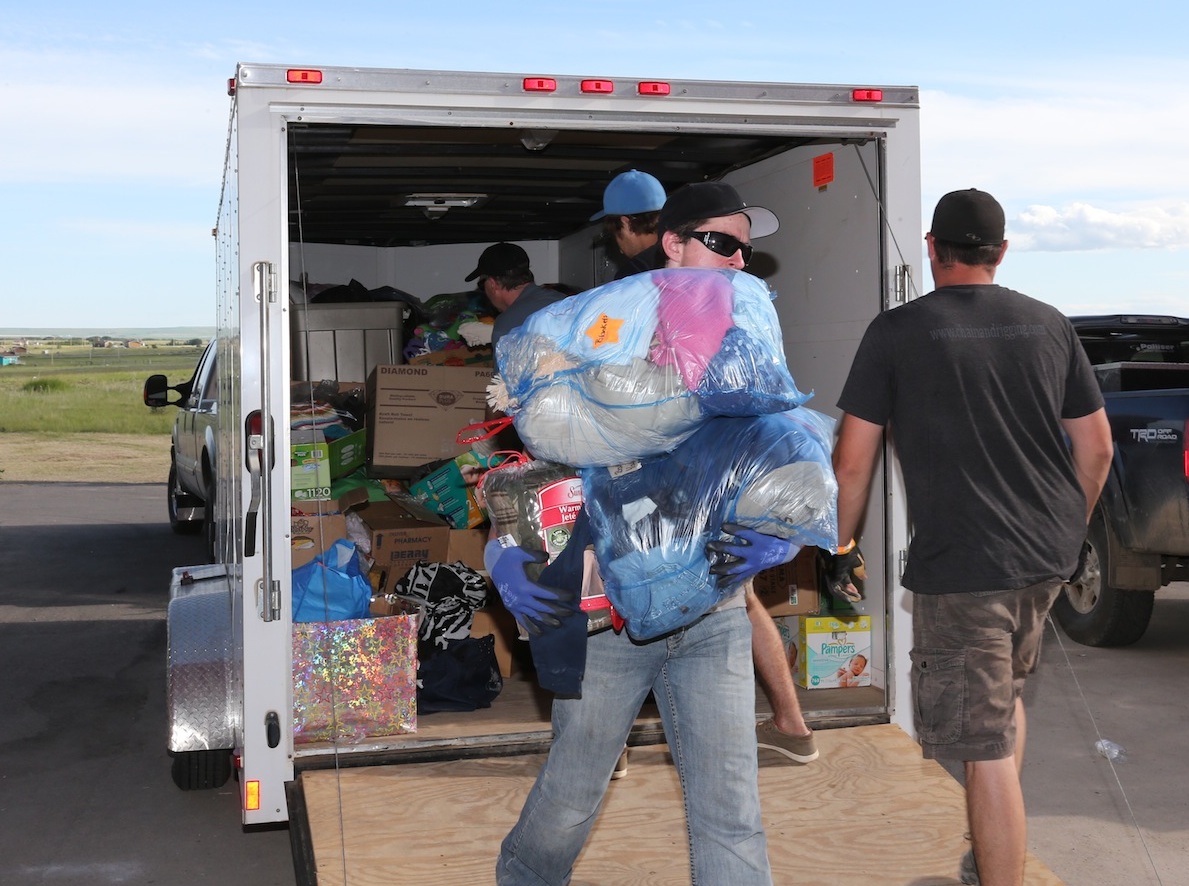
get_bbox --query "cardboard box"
[772,616,804,684]
[796,614,872,690]
[753,547,821,616]
[291,430,332,502]
[366,364,493,477]
[470,605,522,677]
[326,427,367,479]
[408,452,488,528]
[355,498,452,593]
[447,528,491,573]
[290,488,370,568]
[290,508,347,569]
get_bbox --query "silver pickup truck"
[143,340,218,560]
[1055,315,1189,646]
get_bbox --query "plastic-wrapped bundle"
[581,408,837,641]
[489,268,810,467]
[480,459,583,580]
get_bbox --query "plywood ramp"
[302,723,1062,886]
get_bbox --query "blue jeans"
[496,605,771,885]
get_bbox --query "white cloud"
[1011,201,1189,252]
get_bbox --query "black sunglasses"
[687,230,754,265]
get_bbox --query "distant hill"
[1,327,215,340]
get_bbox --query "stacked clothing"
[489,268,809,466]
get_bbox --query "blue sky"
[2,1,1187,329]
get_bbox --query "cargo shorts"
[910,579,1063,762]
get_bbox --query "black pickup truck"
[1053,315,1189,646]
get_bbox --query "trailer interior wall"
[288,240,565,301]
[718,141,894,696]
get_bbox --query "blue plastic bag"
[582,409,837,640]
[292,539,373,622]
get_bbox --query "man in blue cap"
[591,169,667,279]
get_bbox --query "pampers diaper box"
[796,614,872,689]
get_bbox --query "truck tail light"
[852,89,884,102]
[1183,420,1188,480]
[244,779,261,811]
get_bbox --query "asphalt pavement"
[0,482,1184,885]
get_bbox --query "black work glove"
[1068,540,1092,584]
[819,542,866,603]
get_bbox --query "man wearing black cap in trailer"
[466,242,567,347]
[829,189,1113,885]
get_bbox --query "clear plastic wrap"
[581,408,837,640]
[480,459,584,580]
[489,268,811,466]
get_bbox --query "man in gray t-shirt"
[831,188,1113,886]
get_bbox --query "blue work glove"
[819,541,866,603]
[706,522,799,584]
[484,539,574,636]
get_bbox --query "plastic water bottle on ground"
[1094,739,1127,762]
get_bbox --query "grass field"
[0,342,204,482]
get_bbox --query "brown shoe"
[756,718,819,764]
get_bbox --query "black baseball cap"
[465,242,530,281]
[930,189,1005,246]
[658,182,779,238]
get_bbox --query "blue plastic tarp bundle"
[581,408,838,640]
[489,268,811,467]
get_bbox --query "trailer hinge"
[890,263,913,305]
[898,549,908,584]
[257,577,282,622]
[252,261,279,304]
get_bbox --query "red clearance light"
[638,81,671,96]
[287,69,323,84]
[523,77,557,92]
[581,79,614,94]
[852,88,883,102]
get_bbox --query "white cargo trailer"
[168,61,922,871]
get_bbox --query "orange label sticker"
[586,313,625,348]
[813,152,835,189]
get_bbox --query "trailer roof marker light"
[523,77,557,92]
[581,79,615,94]
[851,89,884,102]
[244,780,261,811]
[638,82,671,96]
[287,69,323,85]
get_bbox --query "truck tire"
[170,749,232,791]
[168,462,203,535]
[1052,517,1154,647]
